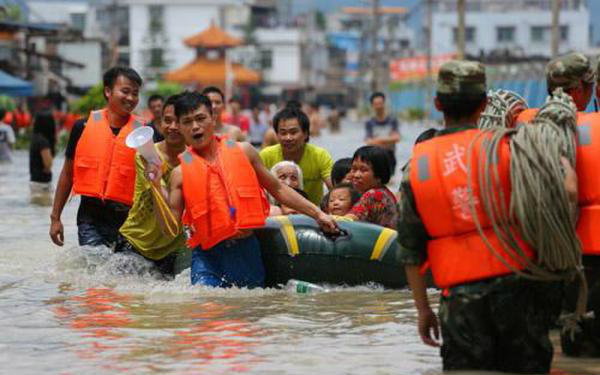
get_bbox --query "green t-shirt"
[119,145,187,260]
[259,143,333,205]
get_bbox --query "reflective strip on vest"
[180,139,270,250]
[71,109,141,205]
[575,112,600,255]
[410,129,535,288]
[416,155,430,182]
[578,124,592,146]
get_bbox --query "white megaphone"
[126,126,162,176]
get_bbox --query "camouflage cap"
[545,52,595,91]
[436,60,486,95]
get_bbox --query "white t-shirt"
[0,122,15,162]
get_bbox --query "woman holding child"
[343,146,398,228]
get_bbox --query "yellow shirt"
[119,145,187,260]
[259,143,333,205]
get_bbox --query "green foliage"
[0,5,22,22]
[0,95,16,111]
[71,84,105,116]
[405,107,425,121]
[145,80,183,99]
[13,126,31,150]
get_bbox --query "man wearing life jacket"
[558,56,600,357]
[49,67,144,249]
[396,60,573,373]
[515,52,594,126]
[144,92,338,288]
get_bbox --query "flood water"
[0,121,594,374]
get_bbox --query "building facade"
[431,0,589,57]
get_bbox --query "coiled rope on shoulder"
[478,89,528,129]
[467,88,586,320]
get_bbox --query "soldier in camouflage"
[398,60,564,373]
[560,55,600,357]
[545,52,595,111]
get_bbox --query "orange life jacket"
[3,111,13,125]
[72,109,143,206]
[514,108,539,127]
[180,136,270,250]
[14,110,31,128]
[575,112,600,255]
[410,129,536,288]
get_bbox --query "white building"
[431,0,589,58]
[23,1,104,92]
[125,0,246,78]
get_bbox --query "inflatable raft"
[175,215,408,288]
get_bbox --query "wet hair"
[162,93,183,115]
[331,157,352,186]
[102,66,142,99]
[370,92,385,103]
[202,86,225,101]
[329,182,361,206]
[272,107,310,142]
[285,100,302,109]
[32,111,57,156]
[271,160,304,189]
[147,94,164,106]
[436,92,487,121]
[174,91,213,119]
[352,145,393,185]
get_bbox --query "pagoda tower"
[164,21,260,90]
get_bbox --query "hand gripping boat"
[258,215,406,288]
[174,215,408,288]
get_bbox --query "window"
[531,25,569,42]
[453,26,476,44]
[560,25,569,41]
[260,49,272,69]
[531,26,545,42]
[496,26,515,42]
[70,13,85,31]
[148,5,164,33]
[150,48,164,67]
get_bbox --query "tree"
[0,5,22,22]
[145,80,183,100]
[71,84,105,116]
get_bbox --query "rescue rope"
[467,88,586,321]
[478,89,528,129]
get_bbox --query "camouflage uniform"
[545,52,595,93]
[398,60,563,374]
[556,54,600,357]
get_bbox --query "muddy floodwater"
[0,121,597,374]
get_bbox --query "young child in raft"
[326,183,361,216]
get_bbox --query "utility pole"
[551,0,560,58]
[108,0,120,67]
[425,0,433,121]
[370,0,381,92]
[457,0,465,59]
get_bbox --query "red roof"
[183,21,242,48]
[164,57,260,85]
